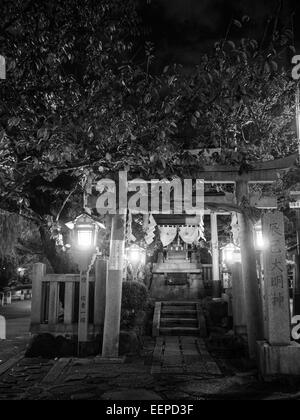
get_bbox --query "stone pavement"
[0,357,55,400]
[151,336,222,376]
[1,336,300,400]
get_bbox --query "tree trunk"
[39,226,73,274]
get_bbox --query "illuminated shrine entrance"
[79,153,300,374]
[149,214,213,301]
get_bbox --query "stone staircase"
[153,301,207,337]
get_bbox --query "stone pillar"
[261,211,291,345]
[293,210,300,315]
[94,258,107,337]
[236,181,263,358]
[102,214,126,358]
[211,212,221,298]
[231,262,247,336]
[293,254,300,316]
[258,251,268,339]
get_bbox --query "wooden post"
[64,282,75,326]
[75,249,94,355]
[31,263,46,327]
[211,212,221,298]
[94,258,107,335]
[102,214,126,358]
[48,282,59,326]
[78,271,90,352]
[236,181,263,358]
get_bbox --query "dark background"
[141,0,299,65]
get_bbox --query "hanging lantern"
[66,214,105,251]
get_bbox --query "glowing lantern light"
[254,222,267,250]
[66,214,105,251]
[222,243,241,266]
[77,230,93,249]
[127,244,146,266]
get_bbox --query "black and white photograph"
[1,0,300,406]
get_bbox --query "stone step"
[153,301,204,337]
[161,309,197,318]
[153,270,200,275]
[160,318,198,327]
[161,301,198,306]
[162,306,196,312]
[159,327,200,336]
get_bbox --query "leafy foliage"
[166,38,296,166]
[0,212,47,286]
[0,1,298,268]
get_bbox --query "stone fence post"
[94,258,107,337]
[102,214,126,358]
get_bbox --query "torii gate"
[95,153,300,376]
[193,153,298,360]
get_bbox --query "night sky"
[141,0,299,66]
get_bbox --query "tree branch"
[56,183,79,222]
